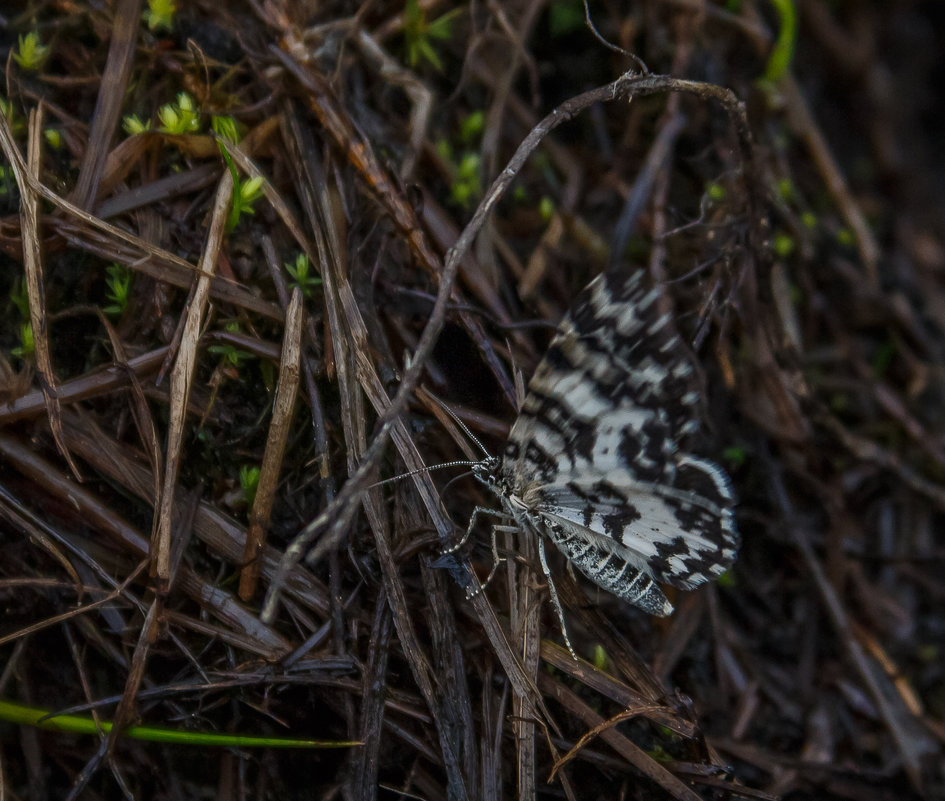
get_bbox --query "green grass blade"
[0,698,359,749]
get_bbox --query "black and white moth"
[463,270,738,655]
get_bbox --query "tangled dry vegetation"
[0,1,943,799]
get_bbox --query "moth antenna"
[425,393,493,459]
[367,460,479,490]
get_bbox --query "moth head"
[471,456,500,486]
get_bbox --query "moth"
[457,270,738,656]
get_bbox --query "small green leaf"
[450,152,481,207]
[144,0,177,32]
[158,105,181,132]
[435,139,453,161]
[226,174,266,231]
[459,110,484,143]
[285,253,321,298]
[0,96,25,137]
[240,175,265,203]
[402,0,460,70]
[104,263,132,317]
[10,279,30,318]
[211,115,241,143]
[208,344,250,368]
[158,92,200,134]
[13,32,49,71]
[12,322,34,359]
[123,114,151,135]
[417,38,442,71]
[591,644,609,671]
[427,8,462,41]
[240,464,261,506]
[773,231,794,257]
[706,182,726,202]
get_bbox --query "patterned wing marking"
[541,516,674,616]
[501,401,676,486]
[499,272,705,491]
[553,270,703,435]
[530,454,737,591]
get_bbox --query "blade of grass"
[0,698,359,749]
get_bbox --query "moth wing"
[500,271,703,490]
[531,456,737,590]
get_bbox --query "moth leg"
[442,507,513,598]
[443,506,507,555]
[537,537,577,661]
[465,523,517,598]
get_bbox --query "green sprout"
[0,97,25,137]
[538,195,555,222]
[240,465,261,507]
[437,111,485,209]
[104,264,132,317]
[591,644,609,672]
[211,115,241,144]
[436,137,452,159]
[208,322,252,368]
[284,253,321,298]
[158,92,201,135]
[43,128,61,149]
[459,110,484,143]
[706,182,726,202]
[208,342,250,368]
[12,32,49,71]
[12,322,34,360]
[773,231,794,257]
[211,121,264,232]
[836,227,854,247]
[10,279,29,318]
[144,0,177,32]
[762,0,797,83]
[450,152,480,208]
[122,114,152,135]
[226,175,265,232]
[403,0,462,70]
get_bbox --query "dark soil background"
[0,1,943,799]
